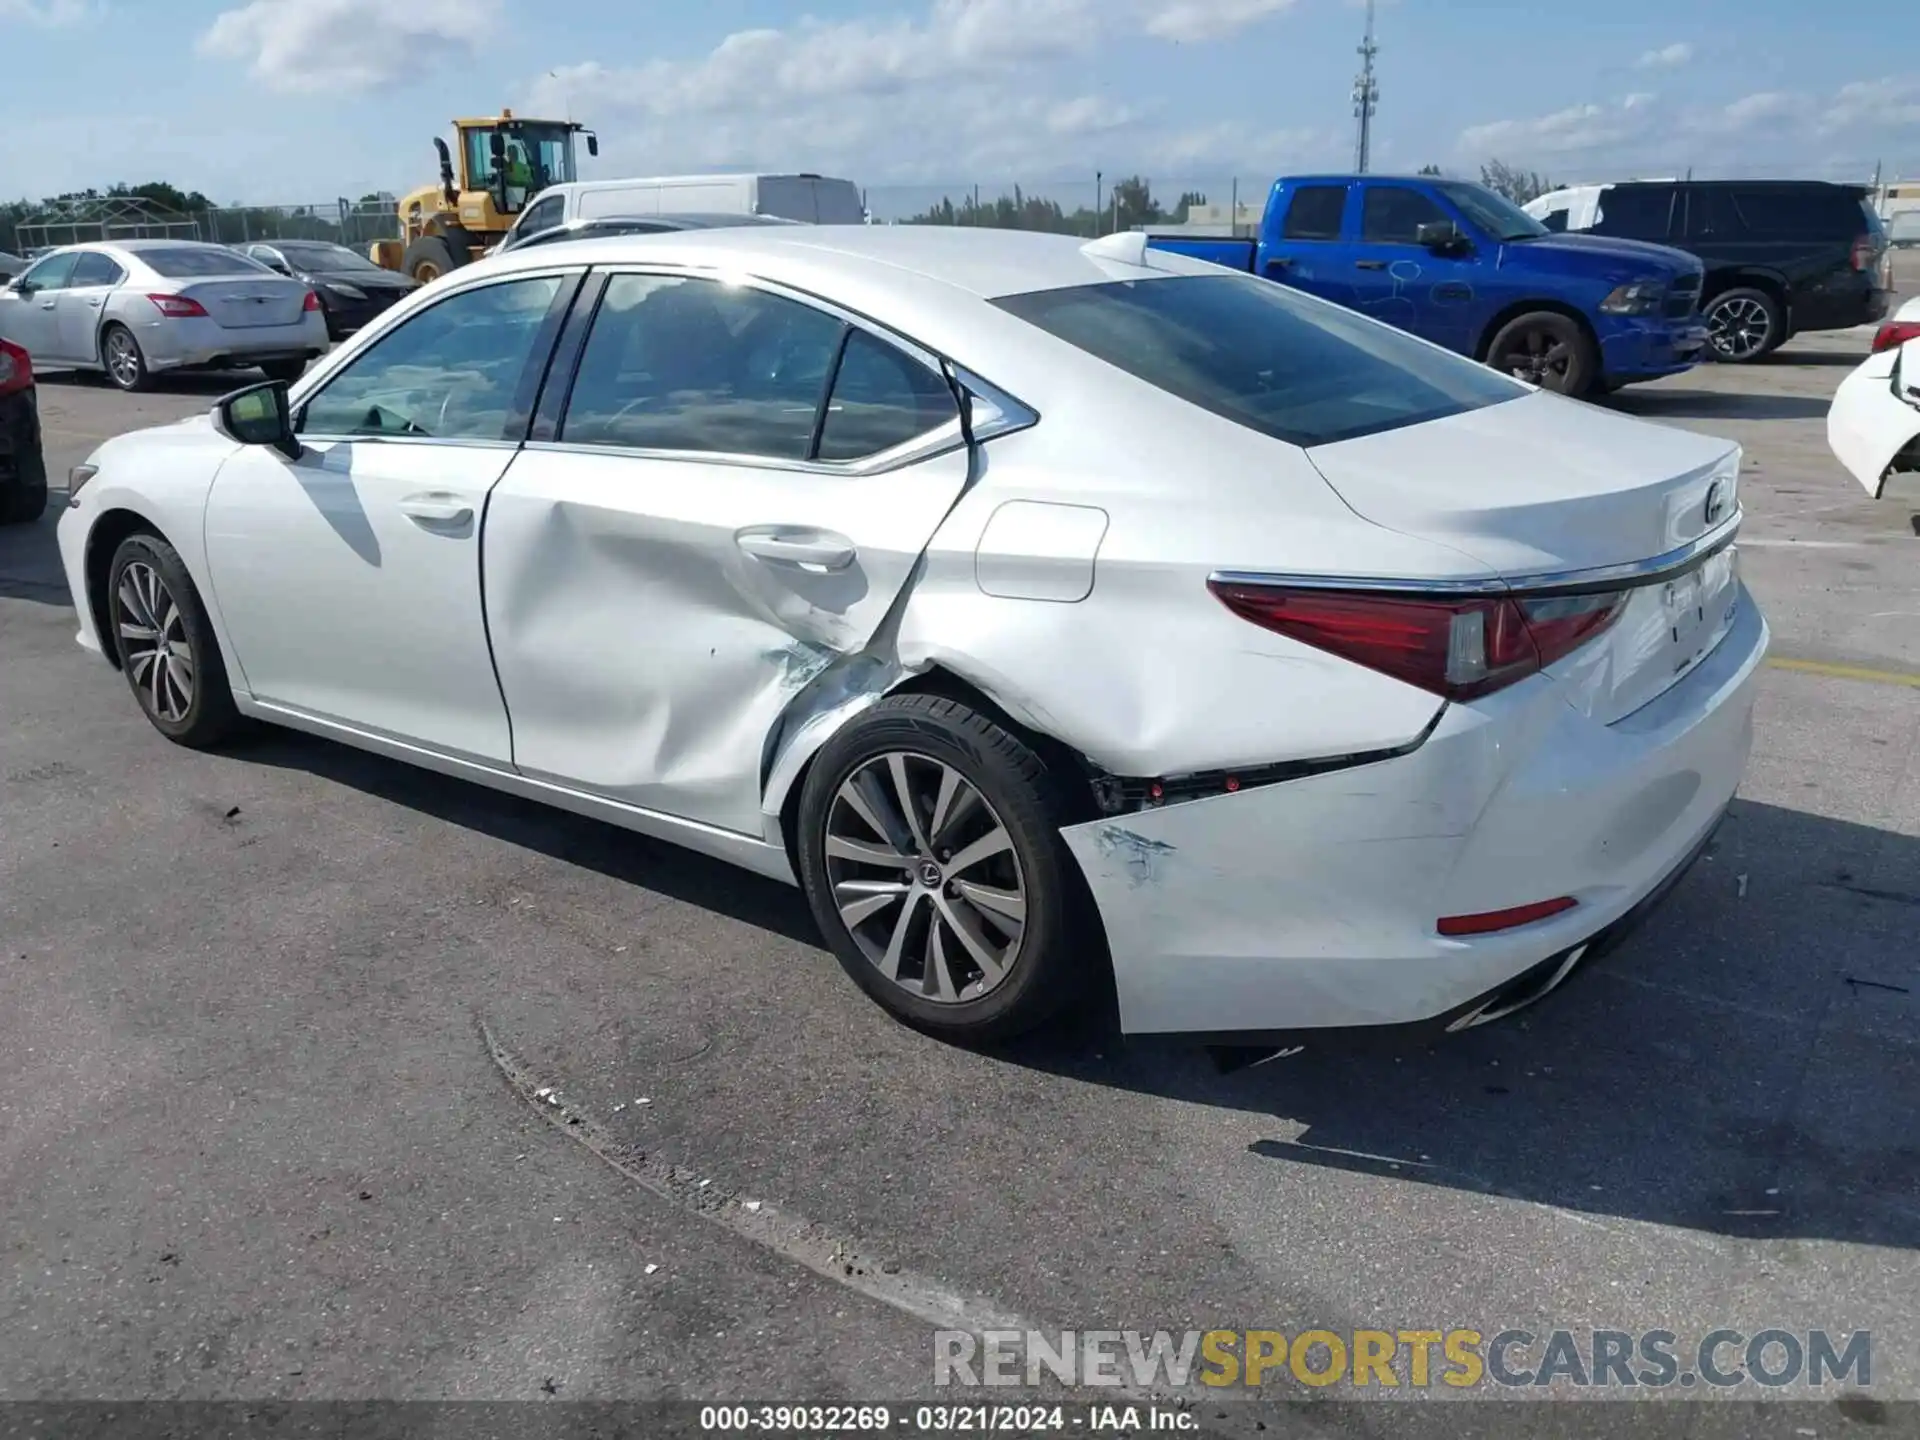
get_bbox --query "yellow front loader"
[371,109,599,283]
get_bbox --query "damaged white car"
[58,227,1768,1044]
[1827,298,1920,499]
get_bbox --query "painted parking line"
[1769,657,1920,689]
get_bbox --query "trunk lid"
[176,278,310,329]
[1306,390,1744,722]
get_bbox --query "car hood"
[1306,389,1739,575]
[1500,232,1699,280]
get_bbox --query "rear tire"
[0,477,47,525]
[1703,287,1783,363]
[1485,312,1597,396]
[259,358,307,384]
[100,323,151,393]
[401,234,461,285]
[796,694,1095,1042]
[106,533,244,750]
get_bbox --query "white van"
[503,173,867,249]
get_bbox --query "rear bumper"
[1062,586,1769,1037]
[136,314,330,372]
[318,291,408,340]
[0,386,45,495]
[1791,284,1890,335]
[1596,315,1708,383]
[1827,348,1920,500]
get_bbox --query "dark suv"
[1541,180,1891,362]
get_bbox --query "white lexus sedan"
[57,227,1768,1044]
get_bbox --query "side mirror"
[1415,220,1469,254]
[10,278,32,296]
[586,133,599,158]
[216,380,301,460]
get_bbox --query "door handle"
[1355,259,1388,270]
[86,297,104,308]
[735,526,857,572]
[38,300,56,310]
[397,492,474,526]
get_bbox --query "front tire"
[796,694,1094,1042]
[259,358,308,384]
[401,234,462,285]
[106,534,243,749]
[1703,287,1783,363]
[1485,312,1597,396]
[100,323,151,393]
[0,477,47,525]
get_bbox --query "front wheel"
[0,477,47,525]
[1703,287,1783,363]
[259,358,308,384]
[796,694,1095,1042]
[106,533,244,749]
[1485,312,1597,396]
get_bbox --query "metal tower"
[1352,0,1380,174]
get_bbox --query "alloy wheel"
[116,561,194,722]
[1494,326,1573,387]
[105,330,141,389]
[1706,296,1773,360]
[823,752,1028,1005]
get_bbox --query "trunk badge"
[1703,478,1729,526]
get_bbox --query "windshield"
[1434,181,1549,241]
[995,273,1523,449]
[511,124,579,189]
[141,247,275,278]
[278,242,384,273]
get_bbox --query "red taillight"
[1872,320,1920,354]
[303,290,321,312]
[1438,896,1578,937]
[0,339,31,397]
[1208,581,1628,701]
[148,294,208,318]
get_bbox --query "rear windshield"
[994,273,1524,448]
[140,247,272,278]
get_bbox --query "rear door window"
[68,252,125,287]
[1281,186,1348,241]
[1360,186,1452,244]
[995,272,1523,449]
[1591,187,1675,239]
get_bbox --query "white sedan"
[1827,297,1920,498]
[57,227,1768,1044]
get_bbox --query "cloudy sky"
[3,0,1916,213]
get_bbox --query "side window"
[1541,208,1570,233]
[520,194,565,240]
[19,252,78,291]
[817,330,959,462]
[1731,188,1855,238]
[299,275,565,441]
[1360,186,1451,244]
[69,253,125,287]
[1685,189,1740,239]
[1591,187,1674,240]
[560,274,845,461]
[1282,186,1347,241]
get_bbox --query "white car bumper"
[1827,340,1920,500]
[134,313,329,373]
[1063,585,1769,1037]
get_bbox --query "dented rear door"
[480,269,972,837]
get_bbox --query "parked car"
[497,173,866,251]
[0,337,47,525]
[237,240,419,341]
[56,227,1765,1044]
[494,212,803,255]
[1526,180,1892,362]
[0,241,328,392]
[1145,174,1708,397]
[1827,297,1920,499]
[0,250,29,283]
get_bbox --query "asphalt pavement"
[3,287,1918,1426]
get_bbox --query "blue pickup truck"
[1146,174,1709,397]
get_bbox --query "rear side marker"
[1437,895,1577,937]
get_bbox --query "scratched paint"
[1095,825,1178,886]
[765,641,837,691]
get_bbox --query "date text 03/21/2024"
[698,1404,1195,1432]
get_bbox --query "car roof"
[485,224,1216,300]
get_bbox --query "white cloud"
[519,0,1302,185]
[1458,100,1654,158]
[1634,42,1693,70]
[199,0,502,94]
[1143,0,1296,44]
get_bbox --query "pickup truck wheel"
[1486,313,1595,396]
